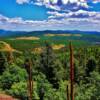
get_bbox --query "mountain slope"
[0,30,100,37]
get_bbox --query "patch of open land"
[10,36,40,40]
[52,44,65,50]
[0,41,22,53]
[44,34,82,37]
[32,44,65,54]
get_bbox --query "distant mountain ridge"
[0,29,100,38]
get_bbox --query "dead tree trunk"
[67,85,70,100]
[24,59,33,100]
[69,42,74,100]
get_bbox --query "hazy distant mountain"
[0,29,100,38]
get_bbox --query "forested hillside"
[0,41,100,100]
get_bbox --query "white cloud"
[0,0,99,32]
[93,0,100,3]
[16,0,30,4]
[34,0,88,11]
[47,10,100,20]
[62,0,69,4]
[0,13,100,32]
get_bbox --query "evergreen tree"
[0,52,7,75]
[39,42,64,89]
[86,58,96,77]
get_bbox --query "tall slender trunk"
[28,59,33,100]
[69,42,74,100]
[67,85,70,100]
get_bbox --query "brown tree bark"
[69,42,74,100]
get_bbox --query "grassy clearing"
[10,36,40,40]
[0,41,22,53]
[44,34,82,37]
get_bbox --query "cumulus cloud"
[16,0,30,4]
[93,0,100,3]
[34,0,88,11]
[47,10,100,19]
[0,13,100,32]
[1,0,100,31]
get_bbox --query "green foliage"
[0,63,27,90]
[0,41,100,100]
[39,42,64,89]
[75,71,100,100]
[86,57,96,76]
[0,52,7,75]
[8,82,28,100]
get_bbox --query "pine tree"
[0,52,7,75]
[86,58,96,77]
[39,42,64,89]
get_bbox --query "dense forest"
[0,42,100,100]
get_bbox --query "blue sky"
[0,0,48,20]
[0,0,100,31]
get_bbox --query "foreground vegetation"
[0,37,100,99]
